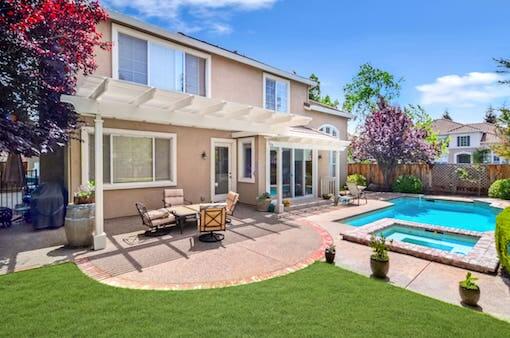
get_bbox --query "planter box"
[65,203,95,247]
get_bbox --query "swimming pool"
[341,197,499,232]
[374,225,477,255]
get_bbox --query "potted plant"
[65,181,96,247]
[322,193,333,200]
[283,199,291,208]
[369,235,390,279]
[325,245,336,264]
[459,272,480,306]
[256,192,272,212]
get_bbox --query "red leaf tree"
[351,100,436,190]
[0,0,109,156]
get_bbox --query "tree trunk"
[380,163,396,192]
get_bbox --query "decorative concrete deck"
[75,207,331,290]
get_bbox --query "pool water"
[375,225,478,255]
[342,197,498,232]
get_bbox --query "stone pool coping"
[341,218,499,274]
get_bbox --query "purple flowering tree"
[351,99,436,190]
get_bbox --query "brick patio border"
[74,218,333,291]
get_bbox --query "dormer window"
[264,74,290,113]
[114,25,209,97]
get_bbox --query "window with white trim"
[238,137,255,183]
[86,129,177,188]
[457,135,470,147]
[116,28,207,96]
[319,124,340,177]
[264,74,289,113]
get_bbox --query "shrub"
[459,272,479,290]
[392,175,423,194]
[495,208,510,274]
[488,179,510,200]
[369,235,390,262]
[347,174,367,186]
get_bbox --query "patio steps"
[284,198,332,212]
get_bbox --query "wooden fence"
[348,163,510,195]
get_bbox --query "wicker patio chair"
[225,191,240,224]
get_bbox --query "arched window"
[319,124,340,177]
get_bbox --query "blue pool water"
[342,197,499,232]
[375,225,477,255]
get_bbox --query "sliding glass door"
[270,147,313,198]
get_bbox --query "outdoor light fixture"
[201,151,208,160]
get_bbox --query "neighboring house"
[432,118,505,164]
[41,11,352,248]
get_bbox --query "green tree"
[309,73,321,101]
[343,63,402,120]
[308,74,340,108]
[484,105,497,124]
[405,104,449,159]
[493,108,510,159]
[442,109,452,120]
[495,58,510,85]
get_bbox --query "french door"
[211,139,236,202]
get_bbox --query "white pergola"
[62,76,348,250]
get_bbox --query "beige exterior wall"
[64,19,352,220]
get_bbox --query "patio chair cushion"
[225,191,239,216]
[146,208,170,220]
[163,189,185,207]
[200,207,226,232]
[151,214,176,227]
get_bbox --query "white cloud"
[104,0,277,34]
[416,72,510,108]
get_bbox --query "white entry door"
[211,139,236,202]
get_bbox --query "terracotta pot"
[325,251,335,264]
[65,203,95,247]
[256,199,271,212]
[459,285,480,306]
[370,257,389,279]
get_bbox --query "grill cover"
[30,183,68,230]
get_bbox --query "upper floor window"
[115,26,208,97]
[264,74,289,113]
[457,135,470,147]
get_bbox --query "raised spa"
[374,225,478,255]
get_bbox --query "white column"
[335,150,341,195]
[312,149,319,198]
[276,146,284,213]
[93,115,107,250]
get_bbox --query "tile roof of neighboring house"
[108,11,316,87]
[304,100,354,119]
[431,119,463,134]
[432,118,500,144]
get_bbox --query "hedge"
[495,208,510,274]
[488,179,510,200]
[346,174,367,187]
[392,175,423,194]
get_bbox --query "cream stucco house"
[42,12,351,249]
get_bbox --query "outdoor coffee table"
[167,205,200,234]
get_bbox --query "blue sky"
[103,0,510,124]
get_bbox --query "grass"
[0,262,508,337]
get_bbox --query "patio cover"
[62,76,312,134]
[268,126,350,151]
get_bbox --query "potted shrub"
[325,245,336,264]
[283,199,291,208]
[256,192,272,212]
[459,272,480,306]
[65,181,95,247]
[369,235,390,279]
[322,193,333,200]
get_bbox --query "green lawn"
[0,263,508,337]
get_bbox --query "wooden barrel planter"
[65,203,95,247]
